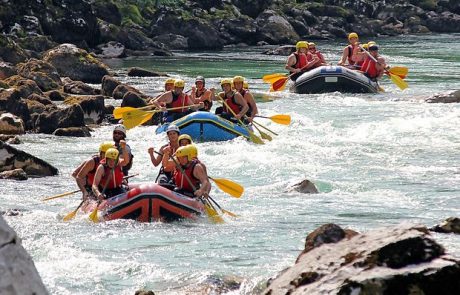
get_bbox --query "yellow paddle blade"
[42,190,80,201]
[249,131,265,145]
[122,109,155,129]
[210,177,244,198]
[113,107,136,119]
[254,124,272,141]
[221,208,239,218]
[389,73,408,90]
[204,203,224,224]
[89,207,99,223]
[63,209,78,221]
[263,73,286,83]
[388,66,408,78]
[269,114,291,125]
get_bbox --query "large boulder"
[287,179,319,194]
[255,10,299,44]
[63,95,106,124]
[0,35,29,64]
[112,84,146,100]
[4,75,43,98]
[127,67,167,77]
[92,1,122,26]
[101,75,122,97]
[52,126,91,137]
[424,11,460,33]
[0,89,31,130]
[0,141,58,176]
[42,44,109,83]
[0,113,25,135]
[0,61,17,80]
[16,35,58,53]
[34,104,85,134]
[16,58,62,91]
[0,215,48,293]
[62,78,99,95]
[95,41,126,58]
[263,223,460,295]
[430,217,460,234]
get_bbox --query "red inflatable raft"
[81,183,205,222]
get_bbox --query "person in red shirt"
[285,41,319,81]
[308,42,327,67]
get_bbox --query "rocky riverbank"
[0,0,459,61]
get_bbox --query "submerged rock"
[426,90,460,103]
[288,179,319,194]
[430,217,460,234]
[263,223,460,295]
[0,168,28,180]
[0,141,58,177]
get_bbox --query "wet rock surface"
[0,215,48,294]
[263,223,460,295]
[426,89,460,103]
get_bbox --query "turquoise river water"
[2,34,460,294]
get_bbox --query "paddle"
[207,195,238,217]
[62,200,84,222]
[252,120,279,136]
[208,177,244,198]
[253,123,272,141]
[255,114,291,125]
[43,190,80,201]
[43,174,138,202]
[169,155,225,223]
[122,104,201,130]
[388,66,408,79]
[216,95,264,145]
[113,105,155,119]
[360,46,408,90]
[153,151,244,198]
[262,73,286,83]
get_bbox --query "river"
[2,34,460,294]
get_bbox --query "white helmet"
[166,124,180,134]
[113,124,126,135]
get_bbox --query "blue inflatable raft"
[155,111,250,142]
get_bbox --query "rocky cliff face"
[0,0,459,59]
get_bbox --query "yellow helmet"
[178,134,193,145]
[243,81,249,89]
[367,41,376,47]
[362,43,369,50]
[175,144,198,161]
[308,42,316,47]
[348,32,358,40]
[105,148,119,160]
[174,79,185,88]
[99,141,114,153]
[221,78,232,86]
[165,78,175,85]
[233,75,244,83]
[295,41,308,50]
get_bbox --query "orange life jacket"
[98,159,124,190]
[361,57,378,78]
[173,159,200,193]
[167,92,189,112]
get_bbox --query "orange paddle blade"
[272,77,288,91]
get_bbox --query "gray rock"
[153,34,188,50]
[0,168,28,180]
[0,215,48,294]
[426,90,460,103]
[96,41,126,58]
[16,58,62,91]
[0,113,25,135]
[101,75,122,97]
[53,126,91,137]
[127,67,167,77]
[0,141,58,176]
[63,95,106,124]
[0,61,17,80]
[255,10,299,44]
[0,88,32,130]
[42,44,109,84]
[288,179,319,194]
[0,35,30,64]
[63,78,99,95]
[34,104,85,134]
[430,217,460,234]
[263,45,295,56]
[263,223,460,295]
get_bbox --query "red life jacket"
[173,159,200,193]
[238,88,254,117]
[86,154,101,186]
[291,52,307,74]
[98,159,124,190]
[361,57,378,78]
[223,92,242,115]
[167,92,189,112]
[347,44,357,65]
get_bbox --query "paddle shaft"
[216,95,263,144]
[253,120,279,136]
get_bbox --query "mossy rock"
[0,80,9,89]
[119,4,146,26]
